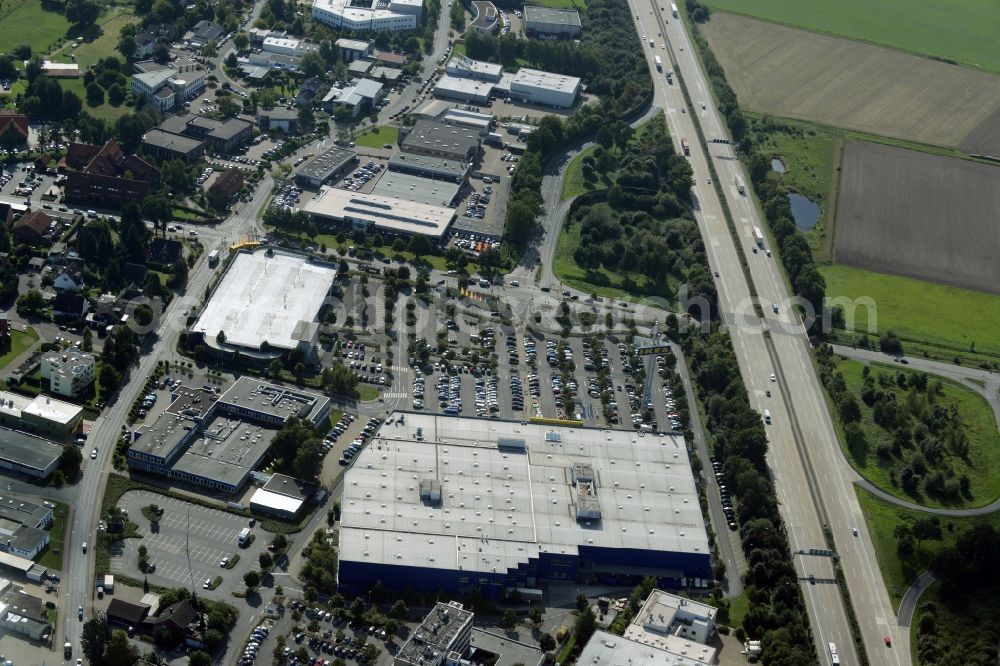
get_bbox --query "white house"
[40,350,96,398]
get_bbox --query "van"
[478,278,490,288]
[483,176,492,184]
[86,209,97,218]
[763,409,771,424]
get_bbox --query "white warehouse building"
[312,0,423,32]
[508,68,580,108]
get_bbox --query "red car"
[884,636,893,647]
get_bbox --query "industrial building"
[249,473,317,519]
[295,146,358,188]
[337,414,711,597]
[0,428,64,480]
[190,249,337,356]
[446,57,503,82]
[400,120,482,161]
[128,378,331,495]
[131,65,206,112]
[371,171,462,208]
[0,580,51,641]
[388,153,469,183]
[312,0,423,32]
[325,78,385,117]
[335,38,373,62]
[256,107,300,133]
[441,108,493,136]
[0,496,53,559]
[0,391,84,439]
[40,349,95,398]
[509,68,580,108]
[523,6,582,37]
[304,188,455,239]
[577,589,718,666]
[433,75,495,105]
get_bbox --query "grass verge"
[37,501,70,571]
[0,327,38,373]
[357,384,380,402]
[561,145,612,200]
[354,125,399,149]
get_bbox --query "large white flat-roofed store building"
[312,0,422,32]
[40,349,95,398]
[304,188,455,240]
[577,589,718,666]
[336,413,711,597]
[0,391,84,439]
[509,68,580,108]
[189,249,337,358]
[523,6,582,37]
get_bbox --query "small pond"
[789,193,820,231]
[771,158,786,173]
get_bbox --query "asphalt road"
[632,4,906,663]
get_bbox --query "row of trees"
[682,324,815,664]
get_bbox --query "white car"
[203,578,212,589]
[90,448,98,459]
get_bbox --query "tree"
[349,597,366,621]
[107,82,126,106]
[218,96,240,118]
[501,608,517,628]
[81,617,112,663]
[573,606,596,644]
[86,82,105,106]
[539,633,556,652]
[390,599,408,619]
[243,570,261,591]
[118,34,137,60]
[12,43,31,60]
[60,445,84,480]
[65,0,101,26]
[293,439,323,479]
[234,32,250,50]
[189,651,212,666]
[575,593,588,612]
[81,327,93,352]
[528,607,542,626]
[258,552,273,570]
[16,289,45,316]
[300,50,326,79]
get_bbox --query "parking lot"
[112,491,261,593]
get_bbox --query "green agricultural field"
[703,0,1000,75]
[756,120,841,260]
[820,264,1000,358]
[833,357,1000,509]
[354,125,398,149]
[0,0,70,55]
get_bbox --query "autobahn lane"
[628,3,865,663]
[650,6,908,665]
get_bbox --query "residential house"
[63,140,160,206]
[149,238,183,266]
[41,349,96,398]
[106,598,151,629]
[256,107,299,133]
[207,168,244,210]
[187,20,224,49]
[294,77,324,107]
[144,601,200,647]
[0,110,28,148]
[52,292,88,320]
[53,270,81,292]
[372,50,407,68]
[11,210,54,246]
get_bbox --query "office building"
[395,602,473,666]
[40,349,95,398]
[312,0,422,32]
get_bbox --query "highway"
[620,3,904,664]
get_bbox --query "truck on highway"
[649,38,655,47]
[752,226,764,247]
[828,643,840,666]
[665,69,673,84]
[671,3,679,18]
[681,138,690,156]
[735,174,746,194]
[654,55,662,71]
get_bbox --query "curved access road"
[897,570,935,629]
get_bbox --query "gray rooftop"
[132,413,198,462]
[158,113,197,135]
[142,129,204,154]
[209,117,252,141]
[469,628,545,666]
[389,153,468,179]
[0,428,63,474]
[169,414,277,488]
[258,107,299,121]
[523,5,582,27]
[401,120,481,160]
[0,496,50,529]
[263,473,314,501]
[217,376,331,425]
[396,601,474,666]
[339,414,708,576]
[371,170,461,207]
[298,146,357,180]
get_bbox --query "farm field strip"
[701,13,1000,153]
[834,140,1000,297]
[703,0,1000,75]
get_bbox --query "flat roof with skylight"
[190,249,336,352]
[169,415,277,491]
[338,414,710,592]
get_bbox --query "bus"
[671,3,679,18]
[238,527,251,546]
[828,642,840,666]
[654,55,663,71]
[207,249,220,267]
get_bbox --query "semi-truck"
[735,174,746,194]
[681,138,690,156]
[654,55,663,71]
[752,226,764,247]
[671,3,679,18]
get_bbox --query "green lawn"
[0,0,70,54]
[703,0,1000,75]
[0,327,38,373]
[37,501,71,571]
[54,9,136,69]
[756,120,842,260]
[561,145,614,200]
[835,358,1000,509]
[451,41,466,58]
[528,0,587,8]
[354,125,399,149]
[855,486,1000,609]
[820,264,1000,358]
[58,76,132,122]
[309,232,454,272]
[357,385,380,401]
